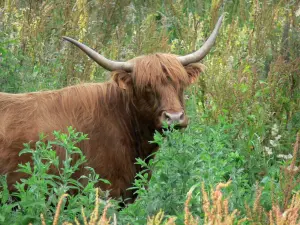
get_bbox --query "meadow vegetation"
[0,0,300,224]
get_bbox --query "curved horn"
[178,15,224,65]
[62,36,133,72]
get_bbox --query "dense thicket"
[0,0,300,224]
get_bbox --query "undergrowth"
[0,127,114,225]
[0,127,299,224]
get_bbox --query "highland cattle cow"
[0,16,223,202]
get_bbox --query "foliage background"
[0,0,300,224]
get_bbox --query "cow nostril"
[164,113,171,121]
[180,112,185,120]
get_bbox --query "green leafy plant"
[0,127,112,225]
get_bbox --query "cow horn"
[62,36,133,72]
[177,15,224,66]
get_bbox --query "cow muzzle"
[159,111,188,128]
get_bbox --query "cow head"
[62,15,223,129]
[111,54,205,129]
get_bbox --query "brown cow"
[0,16,223,202]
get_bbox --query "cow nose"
[161,111,186,126]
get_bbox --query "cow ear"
[112,71,132,90]
[184,63,206,84]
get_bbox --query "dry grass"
[201,181,247,225]
[269,192,300,225]
[29,184,300,225]
[33,180,244,225]
[34,188,113,225]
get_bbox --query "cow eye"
[145,87,152,93]
[144,87,157,99]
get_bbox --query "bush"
[0,127,113,225]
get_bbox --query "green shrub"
[0,127,113,225]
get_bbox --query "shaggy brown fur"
[0,53,204,202]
